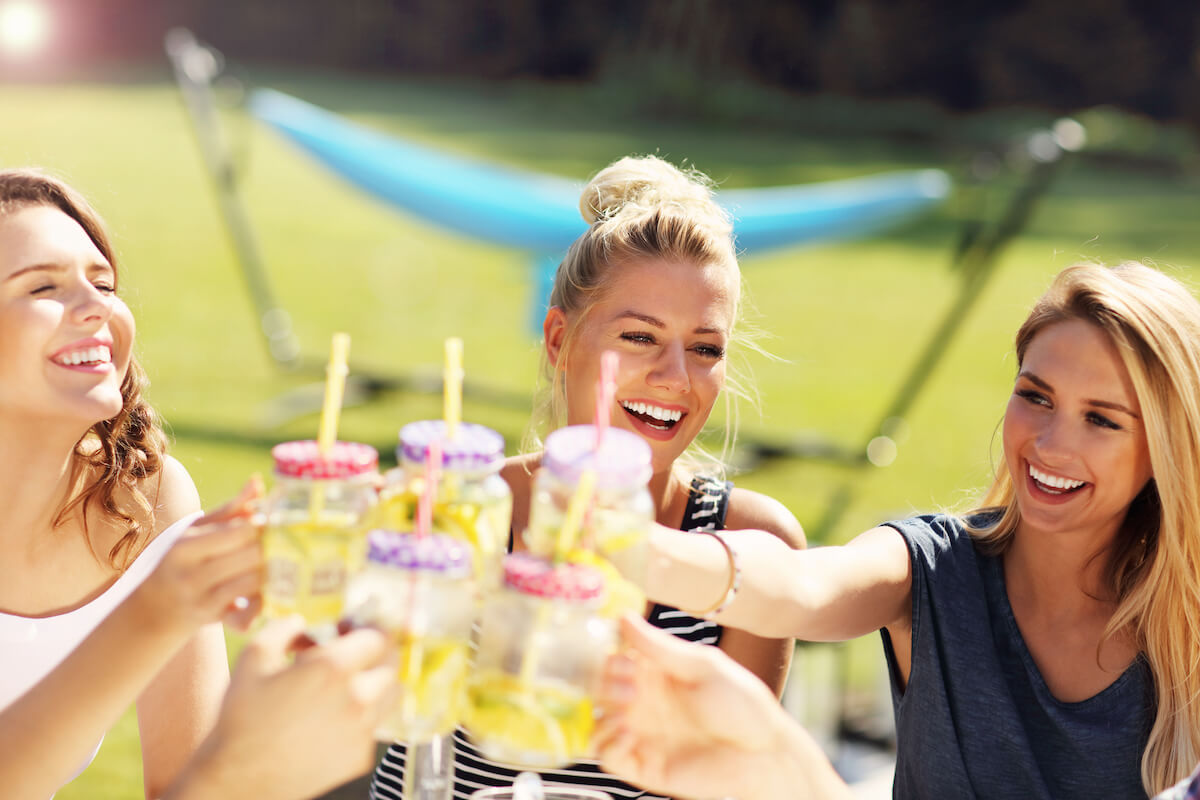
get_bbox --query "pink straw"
[417,440,441,538]
[594,350,618,449]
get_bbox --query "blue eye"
[693,344,725,359]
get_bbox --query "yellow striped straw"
[310,332,350,520]
[316,333,351,455]
[443,337,464,440]
[554,469,596,564]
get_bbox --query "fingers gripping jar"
[262,439,379,641]
[465,554,616,768]
[375,420,512,589]
[344,530,476,743]
[524,425,653,615]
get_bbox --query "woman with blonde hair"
[618,261,1200,798]
[372,154,804,799]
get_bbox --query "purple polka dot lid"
[366,530,472,576]
[398,420,504,471]
[542,425,652,490]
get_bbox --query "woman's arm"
[596,615,854,800]
[138,457,230,798]
[715,488,805,695]
[0,480,262,800]
[138,624,229,798]
[644,521,913,642]
[163,619,394,800]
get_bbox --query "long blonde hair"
[524,154,756,479]
[968,262,1200,793]
[0,169,168,569]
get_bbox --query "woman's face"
[1003,318,1153,545]
[0,204,134,427]
[547,257,737,475]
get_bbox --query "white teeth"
[621,401,683,423]
[56,345,111,367]
[1029,463,1085,491]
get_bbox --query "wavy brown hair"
[0,169,167,569]
[967,262,1200,793]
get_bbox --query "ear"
[544,306,568,370]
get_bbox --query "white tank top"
[0,511,202,791]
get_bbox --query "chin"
[81,393,127,426]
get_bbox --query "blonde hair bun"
[580,154,729,234]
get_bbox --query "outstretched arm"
[716,488,805,696]
[644,523,912,642]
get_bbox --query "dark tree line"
[37,0,1200,126]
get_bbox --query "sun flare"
[0,1,50,58]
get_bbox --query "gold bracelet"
[691,530,741,618]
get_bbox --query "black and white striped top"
[369,475,733,800]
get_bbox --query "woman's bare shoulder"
[501,453,542,493]
[725,486,806,549]
[148,455,202,535]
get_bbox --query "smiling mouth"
[52,345,112,368]
[621,400,684,432]
[1028,462,1088,496]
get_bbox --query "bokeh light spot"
[0,1,51,59]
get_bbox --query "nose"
[67,281,114,326]
[649,342,691,394]
[1034,412,1077,465]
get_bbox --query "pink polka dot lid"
[271,440,379,480]
[502,553,604,602]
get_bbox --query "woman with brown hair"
[0,168,251,798]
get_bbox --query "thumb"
[235,615,306,678]
[198,474,266,525]
[618,613,716,683]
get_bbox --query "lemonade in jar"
[261,439,379,641]
[464,554,615,768]
[344,530,476,743]
[524,425,653,616]
[373,420,511,589]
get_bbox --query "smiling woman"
[0,169,229,799]
[370,155,805,800]
[609,261,1200,799]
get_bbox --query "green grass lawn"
[3,69,1200,797]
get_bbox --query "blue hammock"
[249,88,951,256]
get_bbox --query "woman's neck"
[1004,521,1121,615]
[649,467,690,528]
[0,418,87,550]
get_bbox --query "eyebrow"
[4,262,114,283]
[614,310,726,337]
[4,263,63,282]
[1018,370,1141,418]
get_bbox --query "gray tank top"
[880,514,1153,799]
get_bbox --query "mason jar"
[373,420,511,590]
[261,439,379,641]
[524,425,653,616]
[464,553,616,768]
[344,530,476,743]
